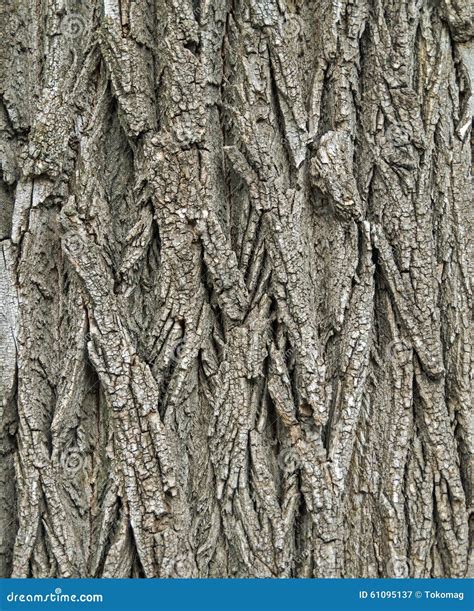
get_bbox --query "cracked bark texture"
[0,0,472,579]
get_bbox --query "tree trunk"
[0,0,472,579]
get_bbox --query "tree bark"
[0,0,472,578]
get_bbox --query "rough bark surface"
[0,0,472,578]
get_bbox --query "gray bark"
[0,0,472,578]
